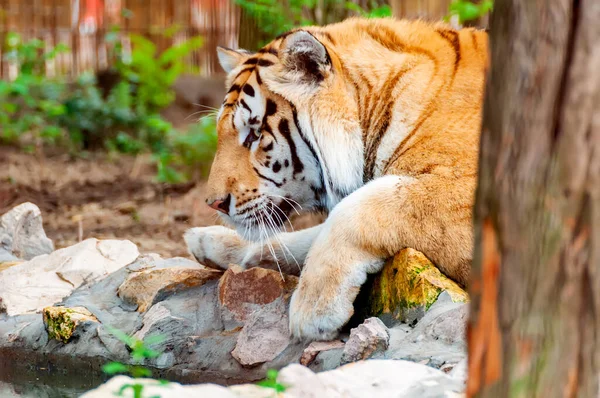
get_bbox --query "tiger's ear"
[217,47,253,73]
[279,31,331,84]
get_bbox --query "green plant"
[113,30,203,115]
[345,2,392,18]
[236,0,391,46]
[102,326,168,398]
[0,32,69,146]
[1,26,216,183]
[155,117,218,183]
[257,369,287,393]
[446,0,493,25]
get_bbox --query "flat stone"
[118,266,222,312]
[0,202,54,261]
[0,261,22,273]
[357,248,469,326]
[341,317,389,365]
[379,292,468,369]
[231,298,290,367]
[80,376,239,398]
[219,265,297,323]
[300,340,345,366]
[43,306,99,343]
[84,360,464,397]
[0,238,139,316]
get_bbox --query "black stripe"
[232,66,255,82]
[291,105,326,206]
[240,99,251,112]
[278,118,304,176]
[291,106,318,163]
[227,84,241,94]
[258,47,278,55]
[261,120,278,143]
[258,59,274,67]
[253,167,283,187]
[363,68,409,182]
[320,31,336,45]
[265,99,277,116]
[436,29,461,77]
[242,84,255,97]
[255,70,263,85]
[244,58,258,65]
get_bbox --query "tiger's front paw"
[184,226,248,270]
[288,261,358,341]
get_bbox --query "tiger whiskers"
[264,202,301,272]
[257,210,284,280]
[266,194,302,215]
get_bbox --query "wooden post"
[467,0,600,397]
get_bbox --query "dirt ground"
[0,147,323,259]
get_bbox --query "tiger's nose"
[207,194,231,215]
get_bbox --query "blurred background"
[0,0,490,258]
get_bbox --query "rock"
[83,359,465,397]
[219,265,297,328]
[231,298,290,367]
[42,306,99,343]
[380,292,468,369]
[132,303,189,369]
[0,238,139,316]
[0,202,54,261]
[357,248,469,326]
[341,317,390,365]
[118,266,222,312]
[80,376,239,398]
[0,261,22,273]
[300,340,345,366]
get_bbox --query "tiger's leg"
[184,224,323,275]
[288,175,473,340]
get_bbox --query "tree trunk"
[467,0,600,397]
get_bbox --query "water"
[0,365,105,398]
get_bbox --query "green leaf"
[102,362,129,375]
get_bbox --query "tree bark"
[467,0,600,397]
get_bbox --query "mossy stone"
[42,306,98,343]
[353,248,468,327]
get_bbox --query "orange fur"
[187,17,488,339]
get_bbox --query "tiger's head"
[205,29,363,241]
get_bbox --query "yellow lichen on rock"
[42,306,98,343]
[365,248,468,323]
[0,261,22,273]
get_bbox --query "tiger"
[184,17,488,341]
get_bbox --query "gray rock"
[300,340,345,366]
[341,317,389,365]
[379,292,468,369]
[83,360,465,397]
[231,298,291,367]
[0,202,54,261]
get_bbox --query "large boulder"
[81,359,466,397]
[0,238,139,316]
[219,265,298,329]
[118,263,222,312]
[357,248,468,326]
[0,202,54,261]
